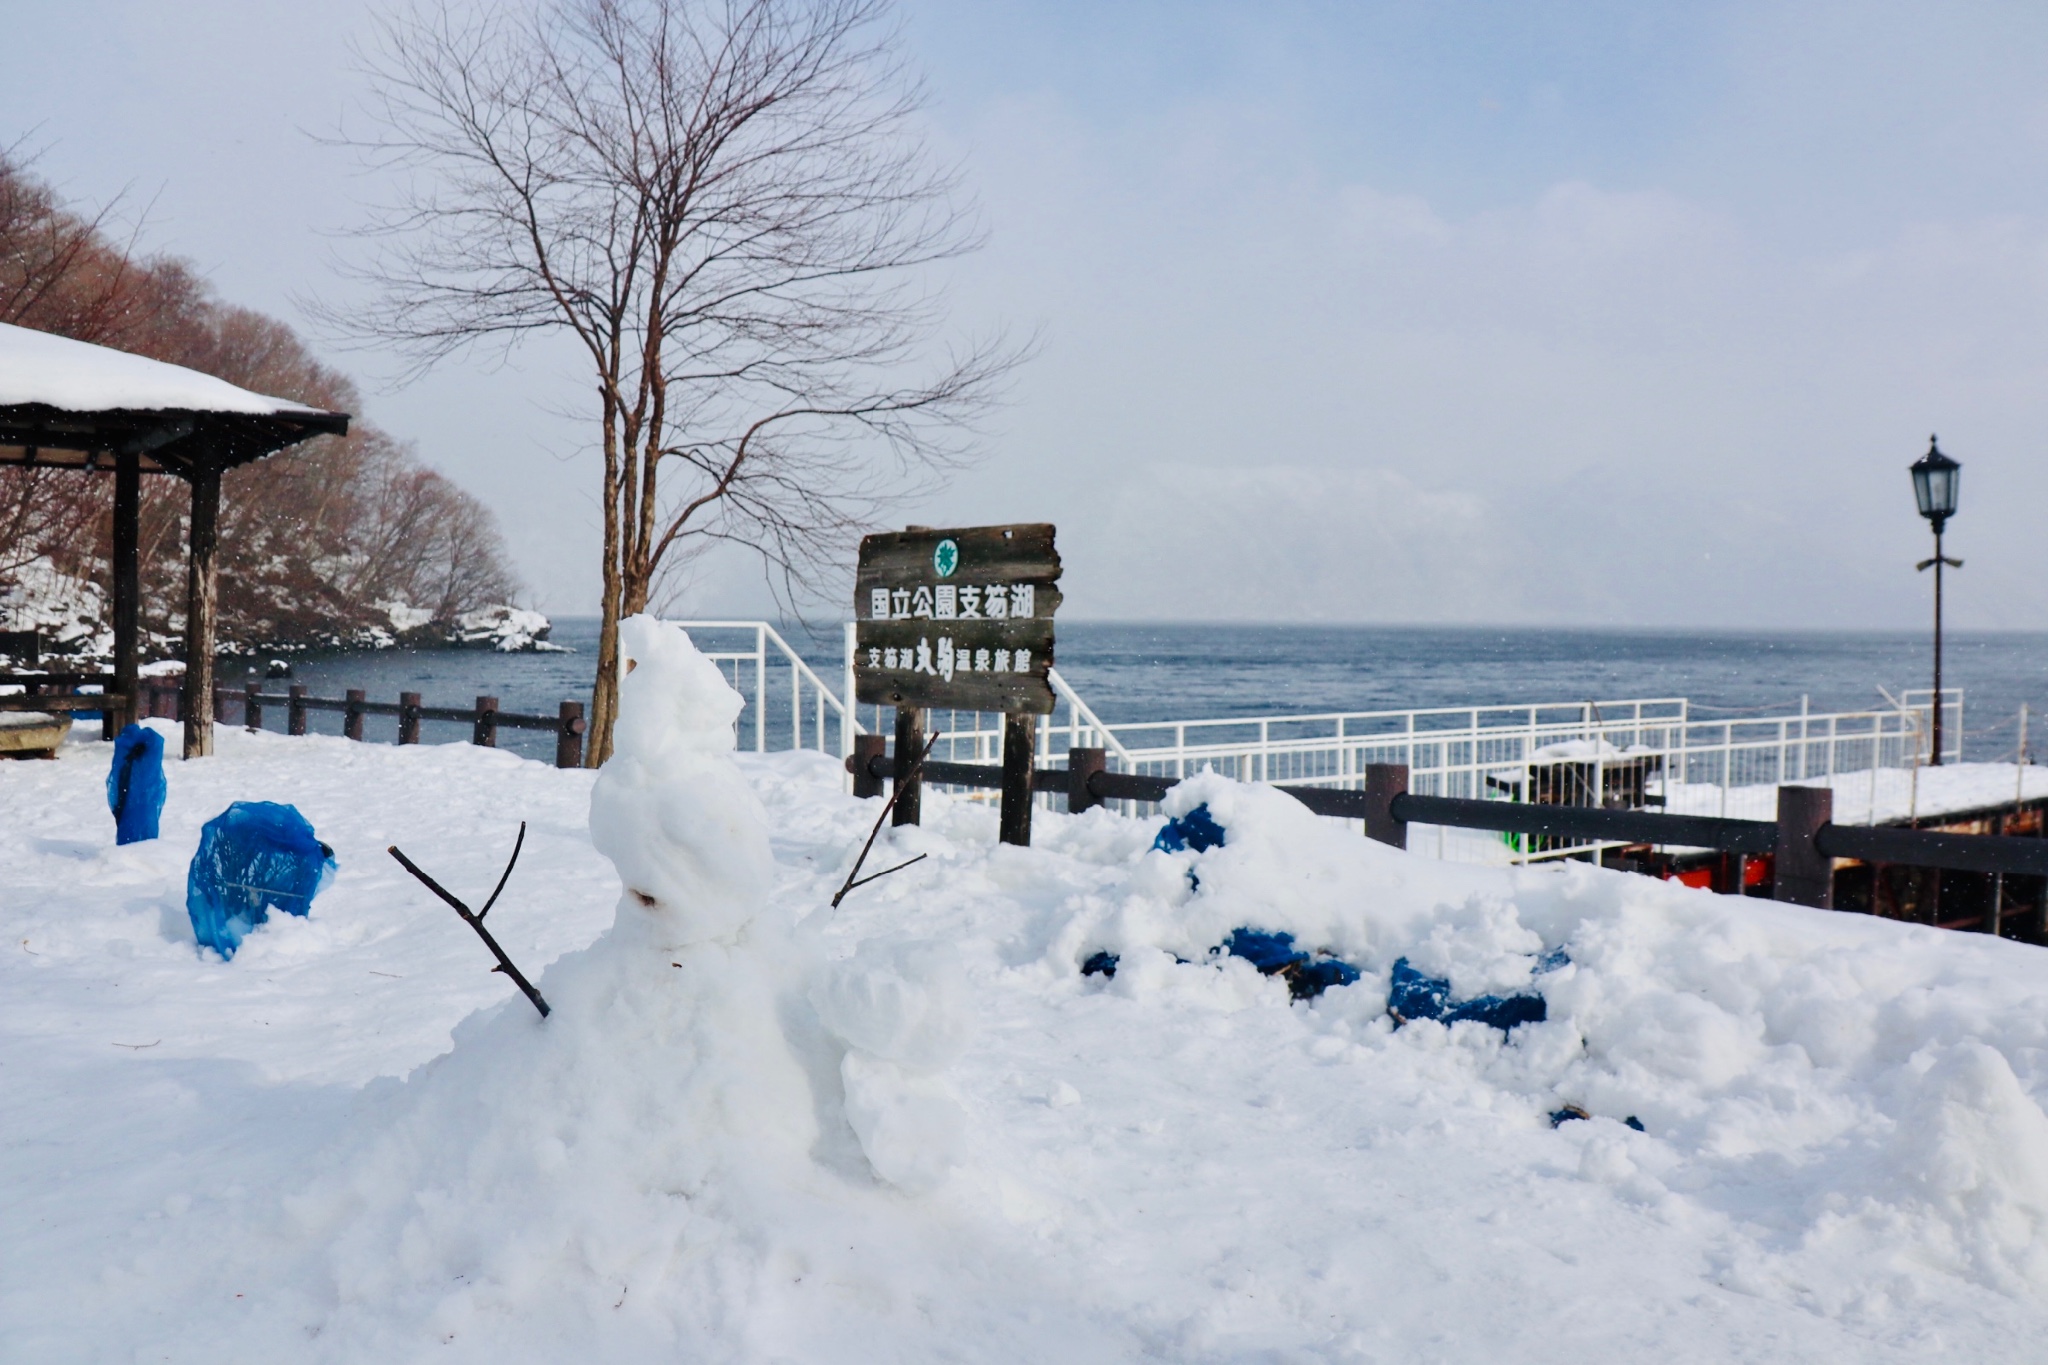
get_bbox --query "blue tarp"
[1387,957,1547,1032]
[106,724,166,845]
[186,802,336,960]
[1222,927,1302,971]
[1078,928,1361,1001]
[1221,927,1361,1001]
[1153,803,1226,854]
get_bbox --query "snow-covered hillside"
[5,621,2048,1361]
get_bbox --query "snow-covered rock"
[376,600,434,635]
[451,604,563,653]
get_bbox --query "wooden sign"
[854,523,1062,714]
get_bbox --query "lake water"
[250,618,2048,764]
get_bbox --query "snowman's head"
[610,615,745,761]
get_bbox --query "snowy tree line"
[0,151,519,658]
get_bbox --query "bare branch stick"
[477,820,528,919]
[389,828,551,1018]
[830,728,938,908]
[842,852,926,893]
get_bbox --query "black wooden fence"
[847,745,2048,914]
[135,678,588,769]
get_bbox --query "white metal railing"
[672,621,1974,867]
[1039,689,1959,864]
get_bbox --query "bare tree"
[343,0,1018,764]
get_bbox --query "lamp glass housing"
[1910,440,1960,526]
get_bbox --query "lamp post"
[1910,435,1962,765]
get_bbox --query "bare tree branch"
[329,0,1025,763]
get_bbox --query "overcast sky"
[6,0,2048,627]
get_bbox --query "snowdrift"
[5,618,2048,1360]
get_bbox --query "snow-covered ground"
[7,626,2048,1360]
[1401,759,2048,867]
[1696,761,2048,825]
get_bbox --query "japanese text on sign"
[867,583,1035,622]
[866,637,1033,681]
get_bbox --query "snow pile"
[0,320,325,415]
[8,634,2048,1357]
[63,618,1064,1359]
[261,619,830,1347]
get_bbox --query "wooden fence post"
[288,685,307,736]
[1000,712,1038,847]
[473,695,499,748]
[556,701,585,769]
[243,680,262,733]
[851,734,887,799]
[891,707,925,827]
[1364,763,1410,848]
[344,688,366,741]
[398,692,422,745]
[1773,785,1834,908]
[1068,747,1106,814]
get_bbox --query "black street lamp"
[1910,435,1962,765]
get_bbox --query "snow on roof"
[0,321,326,418]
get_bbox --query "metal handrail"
[1049,667,1135,766]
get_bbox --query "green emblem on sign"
[932,538,959,578]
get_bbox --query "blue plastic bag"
[186,802,336,959]
[1387,957,1547,1032]
[1153,803,1226,854]
[107,724,167,845]
[1221,927,1362,1001]
[1222,927,1304,972]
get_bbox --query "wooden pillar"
[1068,746,1106,814]
[473,695,499,748]
[288,685,308,736]
[1000,711,1037,847]
[556,700,585,769]
[243,680,262,732]
[344,688,366,741]
[398,691,422,745]
[181,465,220,759]
[110,450,140,734]
[851,733,887,799]
[1364,763,1410,848]
[891,707,925,827]
[1772,785,1834,909]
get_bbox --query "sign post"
[854,524,1062,846]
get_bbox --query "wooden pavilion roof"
[0,322,349,476]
